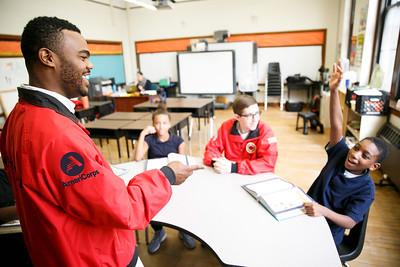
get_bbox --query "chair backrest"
[338,210,370,263]
[0,89,19,118]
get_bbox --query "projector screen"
[177,51,236,95]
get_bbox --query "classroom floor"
[96,105,400,267]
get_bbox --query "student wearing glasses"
[204,95,278,175]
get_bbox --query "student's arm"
[303,202,356,229]
[134,126,155,161]
[203,126,225,166]
[178,142,185,155]
[329,62,344,146]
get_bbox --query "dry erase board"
[208,42,258,92]
[177,51,236,95]
[139,52,178,82]
[0,57,28,91]
[257,46,322,83]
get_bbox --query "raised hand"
[142,125,156,135]
[329,62,343,91]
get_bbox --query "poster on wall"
[0,58,28,90]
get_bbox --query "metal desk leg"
[117,138,121,158]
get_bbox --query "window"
[378,0,400,99]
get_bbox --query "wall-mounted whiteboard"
[139,52,178,82]
[208,42,258,92]
[257,46,322,83]
[0,57,28,91]
[177,51,236,95]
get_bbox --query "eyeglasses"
[240,110,261,119]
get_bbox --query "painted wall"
[128,0,341,74]
[0,0,135,83]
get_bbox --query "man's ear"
[233,114,240,121]
[38,48,56,68]
[369,162,381,172]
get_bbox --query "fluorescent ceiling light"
[125,0,157,11]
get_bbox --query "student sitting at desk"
[134,105,197,254]
[204,94,278,175]
[136,71,153,93]
[304,62,388,246]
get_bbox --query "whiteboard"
[177,51,236,95]
[257,46,322,83]
[208,42,258,92]
[0,57,28,91]
[139,52,178,82]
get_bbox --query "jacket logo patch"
[246,142,256,154]
[61,152,84,176]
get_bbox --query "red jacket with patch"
[0,88,172,267]
[204,119,278,174]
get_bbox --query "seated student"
[136,71,153,93]
[134,105,196,254]
[304,62,388,247]
[203,94,278,175]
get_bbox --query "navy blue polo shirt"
[144,133,183,159]
[307,138,375,245]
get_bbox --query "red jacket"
[204,119,278,174]
[0,88,172,267]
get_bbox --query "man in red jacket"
[204,95,278,175]
[0,16,199,267]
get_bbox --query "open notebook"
[242,177,312,221]
[145,153,190,170]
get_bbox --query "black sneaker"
[148,229,167,254]
[179,231,196,249]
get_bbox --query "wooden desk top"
[120,113,191,131]
[100,112,151,121]
[134,98,214,109]
[84,120,131,130]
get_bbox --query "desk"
[133,98,215,138]
[113,96,149,112]
[85,113,191,159]
[90,101,114,118]
[75,106,96,122]
[85,120,131,158]
[286,79,320,103]
[116,158,341,267]
[101,112,151,121]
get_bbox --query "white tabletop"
[114,158,341,267]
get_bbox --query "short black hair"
[362,137,389,163]
[21,16,81,69]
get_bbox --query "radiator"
[377,123,400,190]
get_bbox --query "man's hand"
[167,161,203,185]
[329,62,343,91]
[303,202,325,217]
[212,157,233,174]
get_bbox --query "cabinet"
[344,105,387,141]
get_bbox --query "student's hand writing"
[167,161,203,185]
[303,202,325,217]
[142,126,156,136]
[329,62,343,91]
[212,157,233,174]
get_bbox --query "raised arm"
[329,62,344,146]
[134,126,155,161]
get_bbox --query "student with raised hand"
[134,104,197,254]
[304,62,388,246]
[0,16,200,267]
[204,94,278,175]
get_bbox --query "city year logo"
[61,152,84,176]
[245,142,257,154]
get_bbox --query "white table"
[115,158,341,267]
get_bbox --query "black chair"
[337,210,370,265]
